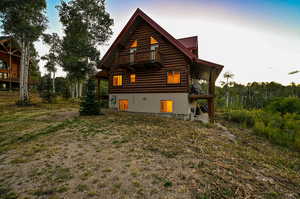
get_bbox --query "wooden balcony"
[0,76,19,83]
[189,84,213,100]
[0,72,19,83]
[114,49,163,68]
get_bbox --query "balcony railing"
[189,81,213,99]
[114,49,163,68]
[0,73,19,82]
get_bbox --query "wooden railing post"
[208,70,216,123]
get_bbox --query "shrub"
[223,110,255,128]
[224,109,300,151]
[266,97,300,115]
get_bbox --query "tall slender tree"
[0,0,47,104]
[57,0,113,98]
[222,71,234,108]
[42,33,62,93]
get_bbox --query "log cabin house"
[0,36,21,90]
[96,9,224,122]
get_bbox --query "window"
[130,74,136,83]
[130,40,138,48]
[160,100,173,113]
[150,37,158,45]
[0,60,8,70]
[113,75,122,86]
[119,99,128,111]
[130,40,137,64]
[167,72,180,84]
[150,37,159,61]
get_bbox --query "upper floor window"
[130,74,136,83]
[130,40,138,48]
[150,37,159,61]
[0,60,8,70]
[130,40,137,64]
[167,72,180,84]
[150,36,158,45]
[113,75,122,86]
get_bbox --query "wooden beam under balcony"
[189,94,214,100]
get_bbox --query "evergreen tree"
[39,74,55,103]
[80,78,101,115]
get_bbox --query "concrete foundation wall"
[109,93,190,115]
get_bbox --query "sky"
[37,0,300,85]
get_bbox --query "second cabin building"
[97,9,224,122]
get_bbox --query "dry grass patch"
[0,96,299,198]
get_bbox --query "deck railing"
[114,48,163,67]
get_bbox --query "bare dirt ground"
[0,93,299,199]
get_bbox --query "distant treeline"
[216,82,300,109]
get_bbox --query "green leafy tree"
[222,71,234,108]
[80,78,101,115]
[57,0,113,98]
[0,0,48,105]
[42,33,62,93]
[28,43,42,91]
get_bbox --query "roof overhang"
[191,58,224,81]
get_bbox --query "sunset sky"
[38,0,300,85]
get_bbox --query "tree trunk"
[52,72,56,93]
[19,40,29,104]
[79,81,82,97]
[75,82,78,98]
[70,84,75,98]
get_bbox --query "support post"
[9,39,12,91]
[97,78,101,102]
[208,70,216,123]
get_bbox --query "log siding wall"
[109,22,190,93]
[0,52,20,81]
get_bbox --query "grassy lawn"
[0,92,299,199]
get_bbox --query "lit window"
[167,72,180,84]
[119,99,128,111]
[130,74,136,83]
[130,40,137,64]
[113,75,122,86]
[150,37,158,45]
[0,73,2,79]
[160,100,173,113]
[150,37,159,61]
[3,73,8,79]
[130,40,138,48]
